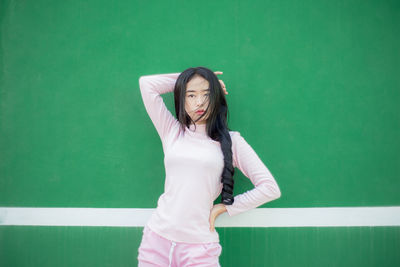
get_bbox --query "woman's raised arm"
[138,72,181,144]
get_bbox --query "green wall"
[1,0,399,266]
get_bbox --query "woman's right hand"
[214,71,228,95]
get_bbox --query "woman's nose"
[197,95,207,105]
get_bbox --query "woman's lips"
[196,110,205,114]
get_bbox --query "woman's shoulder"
[229,130,251,148]
[228,130,243,141]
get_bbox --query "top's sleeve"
[224,131,282,217]
[138,72,181,144]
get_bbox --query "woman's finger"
[218,80,228,95]
[213,73,228,94]
[209,207,217,231]
[220,80,226,88]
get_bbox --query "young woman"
[137,67,281,267]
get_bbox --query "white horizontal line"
[1,206,399,227]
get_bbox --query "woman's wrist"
[221,204,227,213]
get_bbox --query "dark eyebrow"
[186,88,210,93]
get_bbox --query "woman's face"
[185,75,210,125]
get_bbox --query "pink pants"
[137,225,222,267]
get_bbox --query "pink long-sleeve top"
[138,72,281,244]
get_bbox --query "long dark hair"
[173,66,235,205]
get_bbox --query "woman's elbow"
[273,179,282,199]
[139,76,147,87]
[270,181,281,200]
[275,186,282,199]
[259,180,281,201]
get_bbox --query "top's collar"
[188,123,207,134]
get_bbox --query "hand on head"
[214,71,228,95]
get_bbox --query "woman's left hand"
[209,203,227,231]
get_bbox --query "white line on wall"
[0,206,399,227]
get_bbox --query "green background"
[0,0,399,266]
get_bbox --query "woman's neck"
[188,122,207,134]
